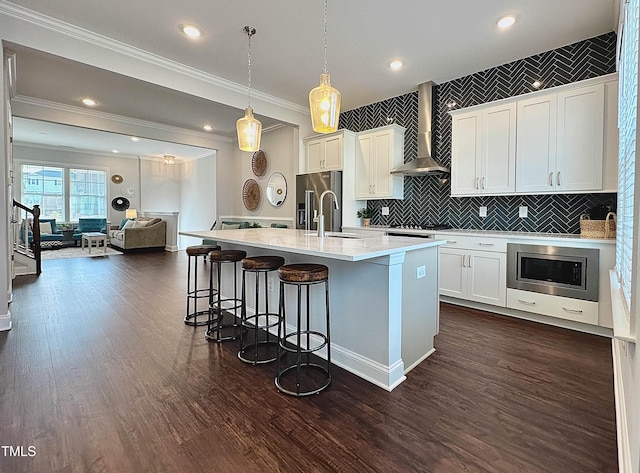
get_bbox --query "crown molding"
[12,95,234,144]
[0,1,309,116]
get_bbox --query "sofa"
[22,217,108,247]
[109,217,166,250]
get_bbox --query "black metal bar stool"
[185,244,221,326]
[206,249,247,342]
[275,263,331,396]
[238,255,286,364]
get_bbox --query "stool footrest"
[275,363,331,397]
[238,340,281,365]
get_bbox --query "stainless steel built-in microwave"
[507,244,599,302]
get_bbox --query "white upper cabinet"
[451,73,618,196]
[516,93,558,193]
[451,102,516,197]
[517,83,605,193]
[355,125,405,200]
[556,84,605,191]
[304,132,344,173]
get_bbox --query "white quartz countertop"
[343,226,616,245]
[180,228,444,262]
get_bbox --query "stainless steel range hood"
[391,81,450,175]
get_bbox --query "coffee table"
[81,232,108,254]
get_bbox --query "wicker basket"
[579,212,617,239]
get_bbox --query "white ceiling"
[13,118,216,161]
[5,0,618,156]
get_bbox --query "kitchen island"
[179,228,444,391]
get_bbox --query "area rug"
[41,246,124,260]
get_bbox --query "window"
[616,0,639,329]
[20,164,107,221]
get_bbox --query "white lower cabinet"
[438,237,507,307]
[507,288,599,325]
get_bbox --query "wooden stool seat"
[186,244,220,256]
[278,264,329,283]
[209,250,247,263]
[242,256,285,271]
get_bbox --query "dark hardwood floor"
[1,251,617,472]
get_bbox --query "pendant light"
[236,26,262,152]
[163,155,175,166]
[309,0,341,133]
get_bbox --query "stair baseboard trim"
[0,310,12,331]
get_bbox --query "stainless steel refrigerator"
[295,171,342,232]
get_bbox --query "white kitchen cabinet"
[507,288,599,325]
[451,103,516,196]
[304,132,344,173]
[355,125,405,200]
[516,82,607,193]
[436,236,507,307]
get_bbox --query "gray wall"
[339,32,617,234]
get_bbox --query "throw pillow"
[221,223,241,230]
[119,218,130,230]
[122,219,136,229]
[40,222,52,234]
[132,220,149,228]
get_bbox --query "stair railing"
[12,200,41,275]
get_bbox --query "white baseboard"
[165,245,179,252]
[404,348,435,374]
[0,309,12,331]
[612,339,633,473]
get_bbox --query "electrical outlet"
[267,277,274,292]
[381,206,390,216]
[519,206,528,218]
[416,265,426,279]
[479,206,487,217]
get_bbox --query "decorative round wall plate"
[251,150,267,177]
[111,174,123,184]
[122,186,136,197]
[111,196,130,211]
[242,179,260,211]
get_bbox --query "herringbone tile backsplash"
[339,32,617,234]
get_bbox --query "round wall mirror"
[266,172,287,207]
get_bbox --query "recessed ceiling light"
[532,80,542,89]
[181,25,202,39]
[203,124,213,131]
[112,149,119,154]
[130,136,139,142]
[389,60,404,70]
[497,15,516,29]
[82,98,97,106]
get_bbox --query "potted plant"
[357,208,373,227]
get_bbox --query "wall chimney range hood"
[391,81,450,176]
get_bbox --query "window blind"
[617,0,638,313]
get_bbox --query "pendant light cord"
[323,0,328,74]
[245,26,255,108]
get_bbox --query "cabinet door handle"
[462,254,466,268]
[557,171,561,186]
[562,307,583,314]
[372,184,376,194]
[481,177,486,189]
[478,243,494,247]
[475,177,480,189]
[518,299,536,306]
[548,172,554,186]
[446,240,457,244]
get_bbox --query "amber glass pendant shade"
[309,73,341,133]
[236,106,262,152]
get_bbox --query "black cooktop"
[390,223,452,230]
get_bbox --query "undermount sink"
[304,232,361,239]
